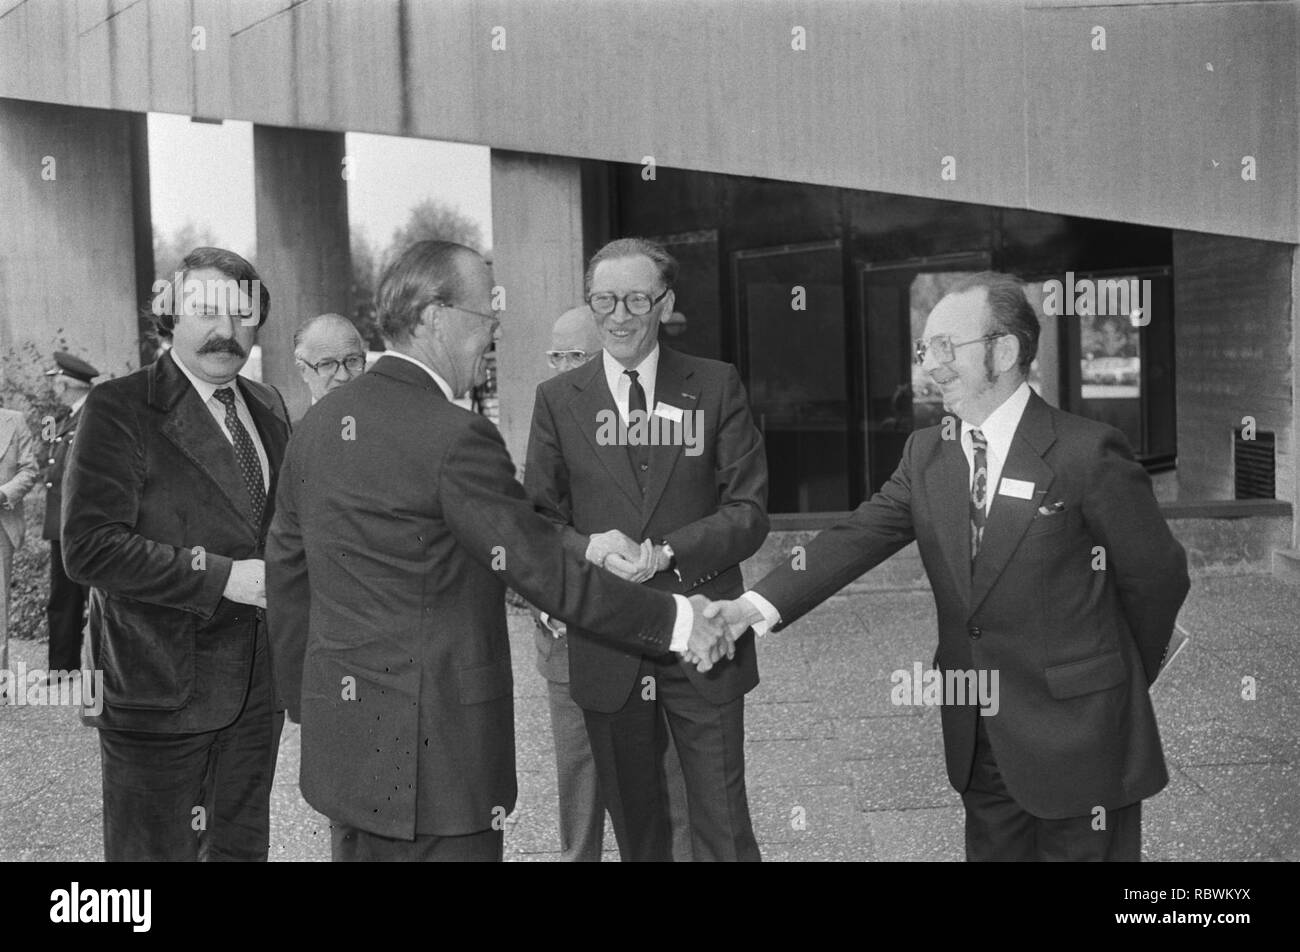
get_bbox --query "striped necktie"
[970,428,988,566]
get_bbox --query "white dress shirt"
[172,351,269,492]
[742,381,1035,636]
[961,381,1032,517]
[603,346,660,421]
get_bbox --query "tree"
[384,198,484,268]
[153,220,220,283]
[351,226,383,348]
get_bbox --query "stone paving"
[1,572,1296,861]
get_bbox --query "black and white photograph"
[0,0,1294,915]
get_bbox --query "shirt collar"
[382,350,456,403]
[603,345,660,396]
[70,394,88,416]
[961,381,1033,455]
[171,349,241,407]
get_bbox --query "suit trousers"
[47,540,88,672]
[330,822,504,862]
[961,713,1142,861]
[547,675,694,861]
[583,654,759,862]
[98,620,283,861]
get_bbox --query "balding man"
[294,313,368,406]
[534,306,692,862]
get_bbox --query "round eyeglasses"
[586,289,670,318]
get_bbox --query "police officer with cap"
[42,351,99,672]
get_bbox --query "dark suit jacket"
[525,346,769,713]
[41,406,78,541]
[753,391,1188,818]
[62,351,290,733]
[265,356,679,840]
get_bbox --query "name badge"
[998,478,1035,500]
[654,403,684,422]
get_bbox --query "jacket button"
[968,626,982,639]
[45,482,53,488]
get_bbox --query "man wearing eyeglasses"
[266,240,732,862]
[293,313,368,406]
[526,238,769,862]
[532,304,694,862]
[704,271,1188,862]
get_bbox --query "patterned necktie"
[214,387,266,525]
[625,369,650,492]
[970,428,988,565]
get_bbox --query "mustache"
[197,337,247,358]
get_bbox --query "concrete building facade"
[1,0,1296,569]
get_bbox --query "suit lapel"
[929,423,974,609]
[569,358,643,510]
[639,349,693,531]
[239,377,290,529]
[152,352,257,530]
[969,393,1057,613]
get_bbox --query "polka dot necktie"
[214,387,266,525]
[970,428,988,567]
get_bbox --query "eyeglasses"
[300,354,367,377]
[913,334,1006,365]
[546,350,593,369]
[586,289,670,317]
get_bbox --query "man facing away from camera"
[63,247,290,861]
[704,272,1188,862]
[266,240,732,862]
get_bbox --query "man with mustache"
[62,247,291,861]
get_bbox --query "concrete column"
[0,99,148,379]
[253,125,351,421]
[490,151,590,466]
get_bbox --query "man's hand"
[585,529,641,568]
[604,538,658,583]
[223,558,266,608]
[682,594,736,673]
[701,597,762,640]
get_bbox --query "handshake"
[585,529,763,675]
